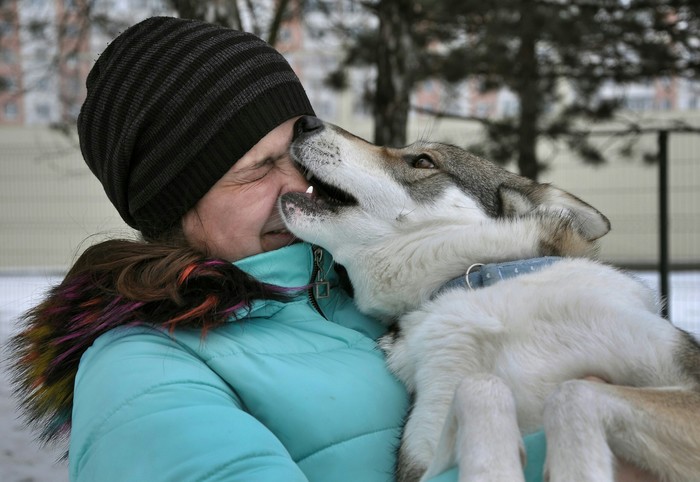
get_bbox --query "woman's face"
[182,116,311,261]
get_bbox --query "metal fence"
[657,130,699,319]
[539,128,700,332]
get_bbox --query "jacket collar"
[235,242,336,290]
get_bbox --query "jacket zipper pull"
[313,247,330,299]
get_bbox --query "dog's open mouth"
[288,160,359,210]
[307,174,358,207]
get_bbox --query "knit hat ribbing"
[78,16,315,238]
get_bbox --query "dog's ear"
[499,184,611,241]
[499,186,536,218]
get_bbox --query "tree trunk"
[514,0,540,181]
[374,0,414,147]
[266,0,291,46]
[167,0,203,20]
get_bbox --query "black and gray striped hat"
[78,16,314,238]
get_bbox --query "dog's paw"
[378,325,400,353]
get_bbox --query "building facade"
[0,0,698,272]
[1,0,699,127]
[0,0,173,126]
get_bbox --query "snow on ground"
[1,274,68,482]
[0,272,698,482]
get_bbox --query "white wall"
[2,120,699,271]
[1,126,135,271]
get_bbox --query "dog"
[279,116,700,482]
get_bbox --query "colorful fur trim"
[8,256,292,449]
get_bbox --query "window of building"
[29,20,47,39]
[35,48,49,62]
[307,0,334,13]
[35,103,52,120]
[0,21,14,36]
[3,102,18,120]
[343,0,361,13]
[279,26,292,43]
[502,100,519,117]
[475,102,491,118]
[0,76,17,92]
[1,48,16,64]
[63,24,80,38]
[625,96,653,111]
[37,77,50,92]
[65,52,79,68]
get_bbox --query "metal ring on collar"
[465,263,485,290]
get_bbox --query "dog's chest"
[382,262,671,432]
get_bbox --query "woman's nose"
[293,116,324,140]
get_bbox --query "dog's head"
[280,117,611,317]
[280,117,609,256]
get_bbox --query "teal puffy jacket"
[68,242,546,481]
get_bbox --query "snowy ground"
[0,272,698,482]
[1,275,68,482]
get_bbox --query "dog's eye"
[411,155,436,169]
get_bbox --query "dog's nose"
[294,116,324,140]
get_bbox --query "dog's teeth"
[306,185,314,194]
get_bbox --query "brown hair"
[63,227,292,331]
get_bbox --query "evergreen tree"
[333,0,699,179]
[419,0,699,179]
[325,0,432,147]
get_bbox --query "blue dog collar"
[433,257,561,299]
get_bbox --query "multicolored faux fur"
[8,253,292,449]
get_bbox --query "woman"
[10,16,652,482]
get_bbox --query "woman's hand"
[616,458,658,482]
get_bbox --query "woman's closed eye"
[232,158,277,184]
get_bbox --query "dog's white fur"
[279,118,700,482]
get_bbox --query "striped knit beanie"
[78,16,315,238]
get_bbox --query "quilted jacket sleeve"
[68,327,308,482]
